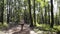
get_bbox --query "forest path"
[0,24,57,34]
[3,24,30,34]
[0,24,37,34]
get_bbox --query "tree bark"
[50,0,54,28]
[1,0,4,24]
[34,0,36,26]
[28,0,33,27]
[48,3,50,24]
[7,0,11,24]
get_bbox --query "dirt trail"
[1,24,30,34]
[0,24,57,34]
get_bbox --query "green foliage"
[0,0,60,33]
[36,23,60,32]
[0,22,8,28]
[3,22,8,27]
[36,0,48,8]
[0,23,2,26]
[36,23,50,30]
[53,25,60,32]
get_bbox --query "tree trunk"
[1,0,4,24]
[0,0,4,24]
[59,7,60,25]
[28,0,33,27]
[44,0,47,24]
[34,0,36,26]
[48,3,50,24]
[50,0,54,28]
[7,0,10,24]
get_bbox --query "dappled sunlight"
[30,30,37,34]
[0,0,60,34]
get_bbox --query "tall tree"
[0,0,4,24]
[7,0,9,24]
[34,0,36,26]
[59,7,60,24]
[50,0,54,28]
[44,0,47,24]
[28,0,33,27]
[48,3,50,24]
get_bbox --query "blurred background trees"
[0,0,60,32]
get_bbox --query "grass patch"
[3,22,8,27]
[53,25,60,32]
[0,22,8,28]
[36,23,50,31]
[36,23,60,32]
